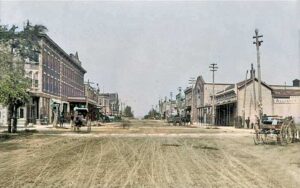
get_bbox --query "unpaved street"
[0,120,299,188]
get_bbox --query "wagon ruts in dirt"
[72,107,92,132]
[253,116,299,145]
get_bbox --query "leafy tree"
[0,21,47,133]
[123,106,134,118]
[144,109,160,119]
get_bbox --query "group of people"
[55,111,90,132]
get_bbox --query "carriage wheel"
[261,133,268,144]
[253,131,263,145]
[281,119,296,144]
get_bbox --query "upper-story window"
[33,72,38,88]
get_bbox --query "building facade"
[213,77,300,127]
[8,34,87,125]
[98,93,110,115]
[193,76,233,124]
[108,93,119,116]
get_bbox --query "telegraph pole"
[251,64,257,111]
[170,92,173,117]
[253,29,263,120]
[243,70,248,128]
[209,63,218,125]
[189,78,196,124]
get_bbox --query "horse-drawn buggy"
[72,107,91,132]
[253,116,299,145]
[167,111,191,126]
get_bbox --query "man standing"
[59,112,64,127]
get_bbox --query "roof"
[39,34,87,73]
[184,87,192,94]
[269,84,295,87]
[272,89,300,98]
[205,83,234,85]
[216,84,235,95]
[237,77,273,90]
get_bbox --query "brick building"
[18,34,86,125]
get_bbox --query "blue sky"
[0,1,299,117]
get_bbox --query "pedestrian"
[246,117,250,129]
[70,113,74,130]
[59,112,64,127]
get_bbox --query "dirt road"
[0,120,299,187]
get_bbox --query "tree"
[123,106,134,118]
[144,109,160,119]
[0,21,47,133]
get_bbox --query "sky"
[0,1,299,117]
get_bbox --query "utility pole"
[178,87,182,111]
[189,78,196,124]
[251,64,257,111]
[253,29,263,120]
[170,92,173,117]
[243,70,248,128]
[209,63,218,125]
[164,96,167,120]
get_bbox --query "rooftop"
[40,34,87,73]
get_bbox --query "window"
[42,76,45,91]
[46,76,49,91]
[34,72,39,87]
[19,108,24,118]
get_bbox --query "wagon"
[253,116,298,145]
[73,107,91,132]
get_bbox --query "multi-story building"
[23,34,86,124]
[175,88,185,115]
[108,93,119,116]
[98,93,111,115]
[160,98,177,119]
[184,87,193,118]
[98,93,119,116]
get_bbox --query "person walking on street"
[59,113,64,127]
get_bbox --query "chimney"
[293,79,300,87]
[250,63,255,79]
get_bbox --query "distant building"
[108,93,119,116]
[184,86,193,117]
[97,93,119,116]
[193,76,233,124]
[175,88,185,115]
[98,93,110,115]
